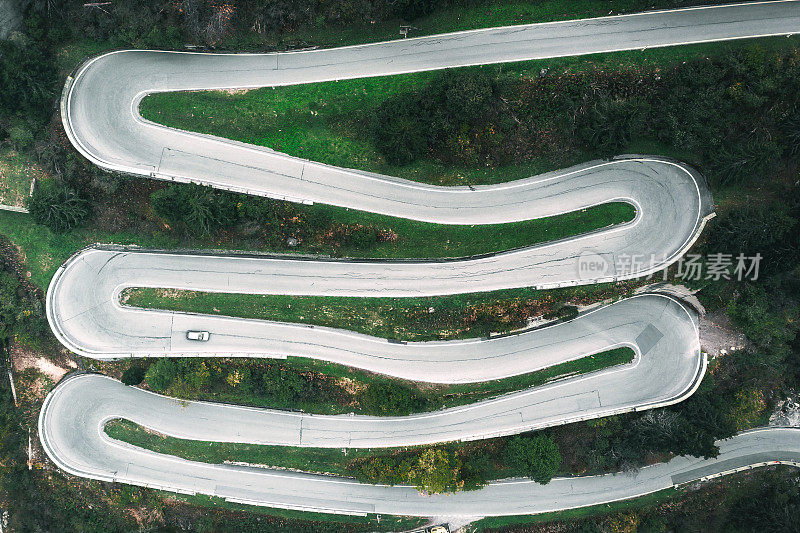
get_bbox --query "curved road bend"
[47,292,705,445]
[63,1,800,226]
[48,229,711,368]
[51,155,714,290]
[38,383,800,517]
[61,2,800,284]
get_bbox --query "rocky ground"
[698,309,749,358]
[770,393,800,428]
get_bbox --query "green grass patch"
[0,148,635,291]
[20,37,797,292]
[361,346,634,410]
[0,148,41,209]
[55,1,735,73]
[288,201,635,259]
[106,418,386,477]
[140,36,800,187]
[0,207,183,290]
[105,414,681,529]
[123,285,629,342]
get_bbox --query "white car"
[186,330,210,341]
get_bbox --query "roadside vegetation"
[147,182,634,254]
[129,34,800,482]
[134,34,800,462]
[115,347,635,415]
[0,0,799,530]
[0,179,634,289]
[0,237,46,347]
[107,345,772,494]
[0,240,418,533]
[0,147,44,209]
[123,283,629,342]
[36,0,737,54]
[106,418,564,494]
[0,241,140,532]
[476,468,800,532]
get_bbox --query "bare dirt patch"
[336,376,367,396]
[699,309,749,357]
[11,342,74,382]
[156,288,198,299]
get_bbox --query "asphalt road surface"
[48,282,706,444]
[63,0,799,225]
[40,0,800,519]
[39,379,800,517]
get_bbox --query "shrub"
[145,358,177,391]
[120,365,146,386]
[705,194,799,277]
[393,0,439,20]
[257,365,339,408]
[546,304,579,322]
[726,472,800,531]
[358,382,430,415]
[348,453,413,486]
[460,450,493,490]
[706,136,782,185]
[183,361,211,389]
[150,185,188,222]
[8,121,35,150]
[138,25,182,49]
[348,445,485,494]
[503,434,562,484]
[409,448,463,494]
[370,92,430,165]
[0,270,45,342]
[631,384,738,459]
[150,183,238,235]
[343,226,379,250]
[574,97,647,156]
[259,366,310,405]
[727,282,799,356]
[28,180,90,233]
[441,69,494,124]
[185,188,234,235]
[370,69,501,166]
[226,367,253,393]
[779,107,800,158]
[0,39,56,122]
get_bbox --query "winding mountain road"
[39,0,800,520]
[48,283,705,444]
[39,379,800,517]
[63,0,799,223]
